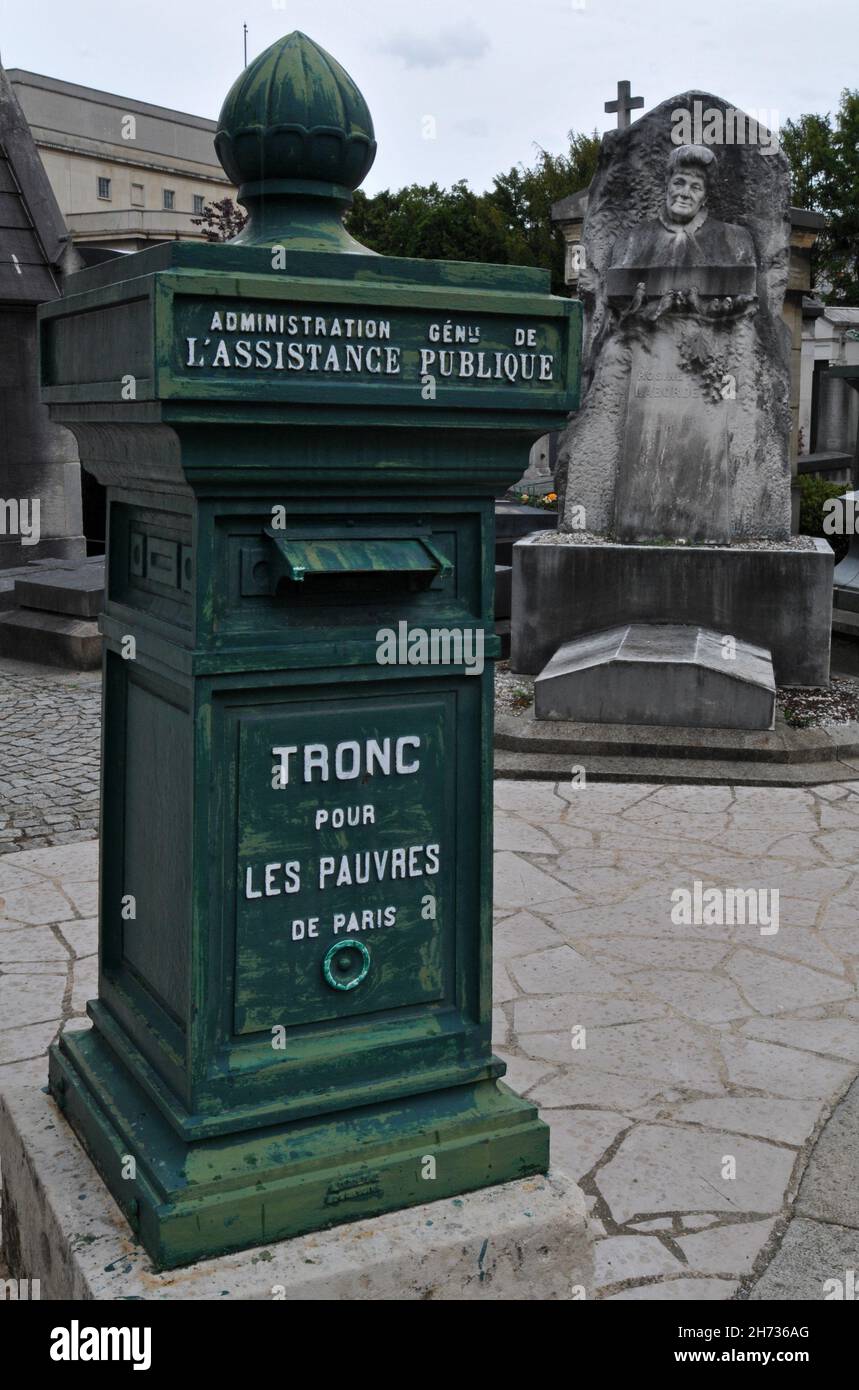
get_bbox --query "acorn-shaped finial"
[215,31,376,231]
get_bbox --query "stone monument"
[0,57,84,570]
[513,93,834,725]
[558,99,793,543]
[22,31,590,1289]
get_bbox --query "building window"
[130,183,144,206]
[192,194,205,215]
[97,176,111,200]
[163,189,175,210]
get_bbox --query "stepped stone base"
[494,709,859,785]
[0,1082,592,1301]
[535,623,776,731]
[0,556,104,667]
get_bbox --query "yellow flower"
[546,492,557,502]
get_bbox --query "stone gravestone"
[37,32,586,1279]
[513,93,834,721]
[557,95,792,543]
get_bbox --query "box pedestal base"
[1,1070,591,1299]
[45,1026,550,1272]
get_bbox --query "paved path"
[1,778,857,1298]
[491,779,859,1299]
[750,1074,859,1299]
[0,658,101,854]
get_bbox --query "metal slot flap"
[263,529,452,586]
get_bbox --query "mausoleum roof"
[0,57,68,305]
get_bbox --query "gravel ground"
[520,529,821,552]
[778,675,859,728]
[495,662,535,716]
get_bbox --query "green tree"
[487,131,601,292]
[348,181,510,264]
[782,90,859,302]
[346,130,601,294]
[191,196,248,242]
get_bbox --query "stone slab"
[0,608,101,669]
[512,536,833,686]
[534,623,776,730]
[0,1082,592,1300]
[616,329,733,543]
[14,563,105,619]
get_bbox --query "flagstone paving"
[492,778,859,1299]
[0,777,857,1298]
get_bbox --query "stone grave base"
[511,535,834,687]
[0,1082,593,1300]
[535,623,776,731]
[494,709,859,786]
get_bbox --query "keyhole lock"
[323,940,371,991]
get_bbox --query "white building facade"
[7,69,236,253]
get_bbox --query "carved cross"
[605,80,644,131]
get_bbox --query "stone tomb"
[535,623,776,730]
[513,533,833,690]
[513,94,834,729]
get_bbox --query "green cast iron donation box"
[40,32,581,1268]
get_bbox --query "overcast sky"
[2,0,856,194]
